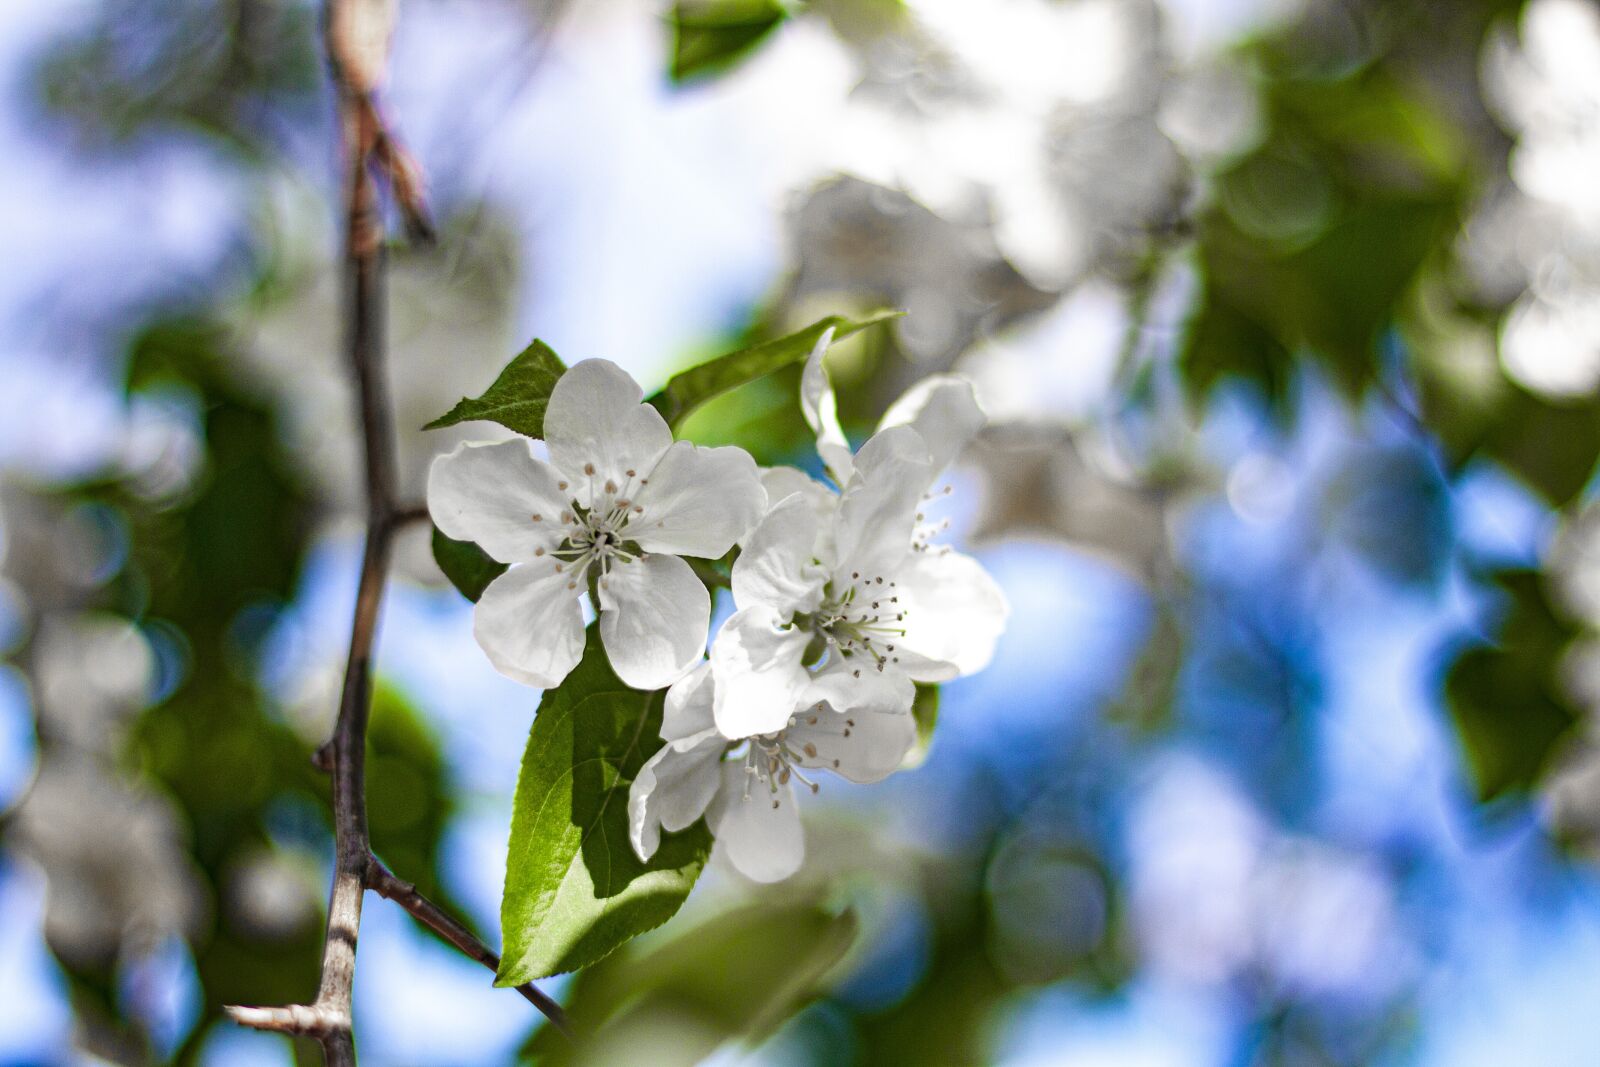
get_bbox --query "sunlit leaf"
[669,0,789,83]
[424,338,566,438]
[647,310,903,429]
[431,525,507,602]
[498,628,711,984]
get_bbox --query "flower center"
[540,465,651,590]
[815,571,907,675]
[735,710,859,808]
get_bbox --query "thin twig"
[389,501,432,529]
[366,856,574,1038]
[225,1,563,1059]
[230,23,390,1058]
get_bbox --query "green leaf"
[1445,569,1583,801]
[528,896,858,1065]
[1407,317,1600,509]
[669,0,789,83]
[1479,389,1600,509]
[648,310,903,429]
[498,628,711,985]
[423,338,566,437]
[901,684,939,770]
[430,525,507,602]
[1180,290,1293,412]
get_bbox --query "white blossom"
[629,660,915,882]
[709,331,1009,738]
[428,360,765,690]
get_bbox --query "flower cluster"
[429,334,1008,881]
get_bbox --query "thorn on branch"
[312,741,337,772]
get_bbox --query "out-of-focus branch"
[223,2,557,1060]
[390,500,431,529]
[366,856,573,1038]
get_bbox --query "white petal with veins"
[472,563,587,688]
[732,493,827,617]
[631,441,765,557]
[543,359,672,507]
[599,553,710,690]
[707,762,804,883]
[427,440,569,563]
[710,605,813,738]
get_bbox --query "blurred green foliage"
[30,0,319,154]
[529,895,857,1065]
[1447,570,1584,801]
[19,320,464,1063]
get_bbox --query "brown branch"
[366,856,574,1038]
[389,501,431,529]
[226,2,562,1060]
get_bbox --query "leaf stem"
[366,856,574,1037]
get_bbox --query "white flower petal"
[877,375,986,476]
[709,605,812,738]
[788,705,915,785]
[427,440,569,563]
[544,359,673,507]
[630,441,765,558]
[598,553,710,690]
[800,328,856,486]
[472,563,586,688]
[803,658,916,719]
[662,661,716,742]
[628,728,724,861]
[833,425,932,584]
[895,548,1009,680]
[732,494,826,617]
[707,762,804,883]
[760,467,839,565]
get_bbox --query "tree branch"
[366,856,573,1038]
[226,2,561,1060]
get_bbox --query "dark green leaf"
[423,338,566,437]
[648,310,903,429]
[498,628,711,984]
[1409,325,1600,509]
[669,0,789,83]
[431,525,507,602]
[1180,290,1293,412]
[1480,389,1600,509]
[1445,569,1583,801]
[528,896,857,1065]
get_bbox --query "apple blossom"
[629,660,915,883]
[428,359,765,690]
[708,332,1008,738]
